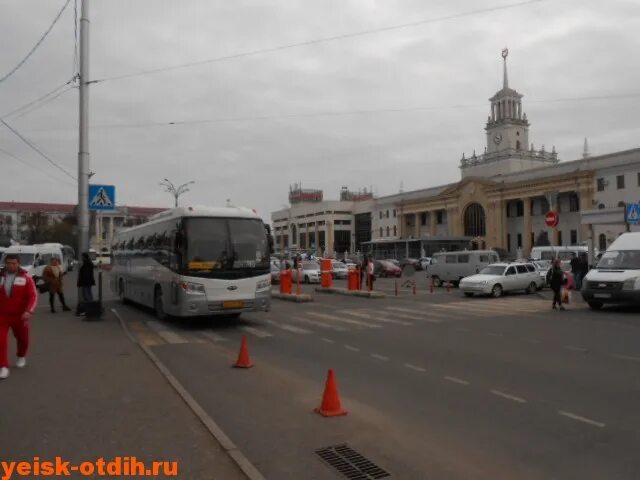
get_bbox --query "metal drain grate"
[315,444,391,479]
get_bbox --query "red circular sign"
[545,210,559,227]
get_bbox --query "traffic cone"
[233,335,253,368]
[315,369,347,417]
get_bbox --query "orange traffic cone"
[315,369,347,417]
[233,335,253,368]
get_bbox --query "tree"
[535,231,551,246]
[23,211,50,244]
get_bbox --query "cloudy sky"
[1,0,639,220]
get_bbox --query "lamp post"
[160,178,195,207]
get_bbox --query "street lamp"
[160,178,195,207]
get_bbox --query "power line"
[0,0,72,85]
[0,146,76,187]
[90,0,545,84]
[9,86,75,121]
[0,80,75,119]
[0,119,77,181]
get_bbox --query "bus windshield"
[183,217,269,278]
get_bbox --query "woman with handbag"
[42,257,71,313]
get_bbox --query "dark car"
[374,260,402,278]
[401,257,422,271]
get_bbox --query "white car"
[292,261,321,284]
[331,260,348,279]
[459,262,544,297]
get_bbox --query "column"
[501,199,508,248]
[108,216,114,248]
[523,197,532,256]
[94,215,100,249]
[429,211,437,236]
[414,213,420,239]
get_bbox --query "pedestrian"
[76,252,95,315]
[360,256,367,289]
[569,253,581,289]
[547,259,567,311]
[42,257,71,313]
[0,253,38,380]
[367,255,376,290]
[577,253,589,290]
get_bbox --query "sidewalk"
[0,288,246,479]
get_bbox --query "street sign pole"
[77,0,90,259]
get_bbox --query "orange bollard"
[314,369,347,417]
[233,335,253,368]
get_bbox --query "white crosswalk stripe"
[199,331,229,342]
[340,310,413,326]
[294,317,348,331]
[382,307,444,323]
[264,319,312,335]
[155,330,189,344]
[307,311,383,329]
[240,326,273,338]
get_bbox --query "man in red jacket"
[0,253,38,380]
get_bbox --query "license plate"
[223,300,244,309]
[593,293,611,299]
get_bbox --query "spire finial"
[501,47,509,90]
[583,137,590,158]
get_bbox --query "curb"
[314,287,386,298]
[271,292,313,302]
[112,308,266,480]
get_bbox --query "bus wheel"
[154,287,167,321]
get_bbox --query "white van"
[35,243,71,273]
[581,232,640,310]
[426,250,500,287]
[0,244,63,287]
[530,246,589,263]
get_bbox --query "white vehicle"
[459,262,544,297]
[529,246,589,270]
[35,243,73,272]
[427,250,500,287]
[292,261,321,284]
[1,244,63,287]
[581,232,640,310]
[110,206,271,319]
[331,260,348,279]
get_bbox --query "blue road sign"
[626,203,640,224]
[88,184,116,211]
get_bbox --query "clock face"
[493,133,503,145]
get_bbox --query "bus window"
[445,255,457,264]
[457,254,469,263]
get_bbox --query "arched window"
[393,225,397,236]
[291,224,297,244]
[379,227,383,237]
[386,226,390,237]
[598,203,605,210]
[464,203,486,237]
[618,201,626,208]
[599,233,607,251]
[516,140,521,151]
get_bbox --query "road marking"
[307,312,382,328]
[156,330,189,344]
[404,363,426,372]
[321,338,335,344]
[381,307,443,323]
[386,306,425,315]
[138,332,164,347]
[564,345,588,353]
[344,344,360,352]
[264,319,311,335]
[199,331,229,342]
[613,353,640,362]
[488,332,504,337]
[240,326,273,338]
[490,389,527,403]
[371,353,389,361]
[558,410,606,428]
[340,310,412,326]
[444,376,469,386]
[294,317,347,331]
[146,320,169,333]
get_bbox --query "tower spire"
[583,137,590,158]
[502,47,509,90]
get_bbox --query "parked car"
[386,259,401,267]
[270,263,281,284]
[427,250,500,287]
[292,261,321,284]
[374,260,402,278]
[582,232,640,310]
[401,258,422,271]
[331,260,348,279]
[532,260,551,286]
[459,262,544,297]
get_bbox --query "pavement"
[0,278,246,480]
[116,279,640,480]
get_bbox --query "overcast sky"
[1,0,639,220]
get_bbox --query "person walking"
[42,258,71,313]
[547,259,567,311]
[76,253,95,314]
[0,253,38,380]
[576,252,589,290]
[366,255,376,290]
[569,253,581,291]
[359,256,367,289]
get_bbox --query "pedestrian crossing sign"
[88,184,116,211]
[626,203,640,224]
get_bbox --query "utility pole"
[77,0,90,256]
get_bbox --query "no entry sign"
[545,210,559,227]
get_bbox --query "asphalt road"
[114,280,640,480]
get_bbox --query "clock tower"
[460,49,558,178]
[485,48,529,154]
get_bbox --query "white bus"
[110,205,271,319]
